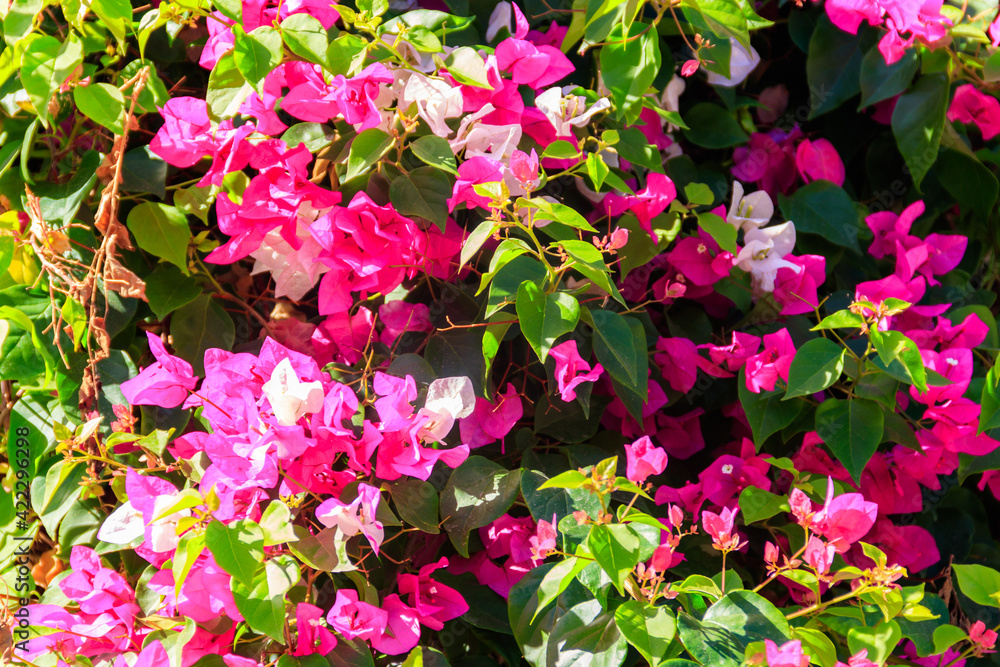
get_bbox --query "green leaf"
[482,311,513,388]
[280,13,329,66]
[258,500,299,547]
[516,282,580,363]
[680,0,751,50]
[443,47,492,88]
[676,612,743,667]
[388,167,452,230]
[682,103,748,148]
[778,181,861,252]
[440,456,521,557]
[535,557,590,621]
[525,198,598,233]
[4,0,42,46]
[399,647,449,667]
[172,530,206,598]
[542,140,580,160]
[390,479,440,534]
[738,487,790,524]
[121,146,168,198]
[207,51,254,121]
[859,47,918,109]
[205,520,264,589]
[287,525,354,572]
[614,600,677,667]
[144,264,201,321]
[327,638,376,667]
[345,128,393,182]
[980,357,1000,434]
[170,294,235,376]
[410,135,458,175]
[586,308,640,387]
[522,469,602,525]
[20,35,84,128]
[231,555,300,642]
[509,565,593,667]
[698,211,737,254]
[739,369,807,448]
[600,21,660,124]
[0,236,15,278]
[815,398,884,484]
[892,73,949,190]
[586,153,609,190]
[588,524,640,595]
[125,203,191,274]
[784,337,845,399]
[233,25,283,92]
[89,0,131,46]
[326,33,368,76]
[560,240,623,303]
[461,220,496,268]
[869,329,926,392]
[953,564,1000,608]
[487,255,546,317]
[73,83,125,134]
[546,600,628,667]
[806,14,863,118]
[813,310,865,330]
[847,621,901,666]
[936,148,999,219]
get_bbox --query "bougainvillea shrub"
[5,0,1000,665]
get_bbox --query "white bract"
[728,181,775,232]
[535,86,611,137]
[262,358,325,426]
[97,501,146,545]
[735,222,801,293]
[417,376,476,443]
[706,39,761,88]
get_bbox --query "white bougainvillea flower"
[316,483,385,554]
[97,501,146,545]
[413,376,476,443]
[398,72,464,137]
[706,38,761,88]
[736,222,801,293]
[262,358,325,426]
[534,86,611,137]
[728,181,775,232]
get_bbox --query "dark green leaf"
[739,368,807,448]
[588,524,640,595]
[682,103,748,148]
[169,294,235,375]
[410,135,458,174]
[516,282,580,363]
[784,337,845,399]
[144,264,202,320]
[345,128,393,182]
[440,456,521,557]
[806,14,863,118]
[778,181,861,252]
[891,73,949,189]
[388,167,452,230]
[391,479,440,534]
[859,48,918,108]
[815,397,884,483]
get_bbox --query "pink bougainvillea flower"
[327,589,388,643]
[654,336,732,394]
[865,198,925,259]
[370,594,421,655]
[148,97,217,168]
[910,347,973,406]
[948,84,1000,140]
[812,478,877,553]
[315,483,385,554]
[112,640,168,667]
[804,536,835,576]
[834,649,879,667]
[509,148,540,189]
[120,332,198,408]
[795,138,845,186]
[701,331,763,372]
[379,301,433,347]
[495,38,574,89]
[486,1,530,41]
[460,383,523,448]
[292,603,337,656]
[529,513,558,560]
[624,435,668,484]
[699,439,771,507]
[667,229,735,286]
[549,339,604,402]
[764,639,809,667]
[774,254,826,315]
[701,506,744,551]
[970,620,998,652]
[398,558,469,631]
[744,329,796,393]
[448,156,505,211]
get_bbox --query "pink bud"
[607,227,629,250]
[682,60,700,77]
[668,504,684,530]
[510,149,539,188]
